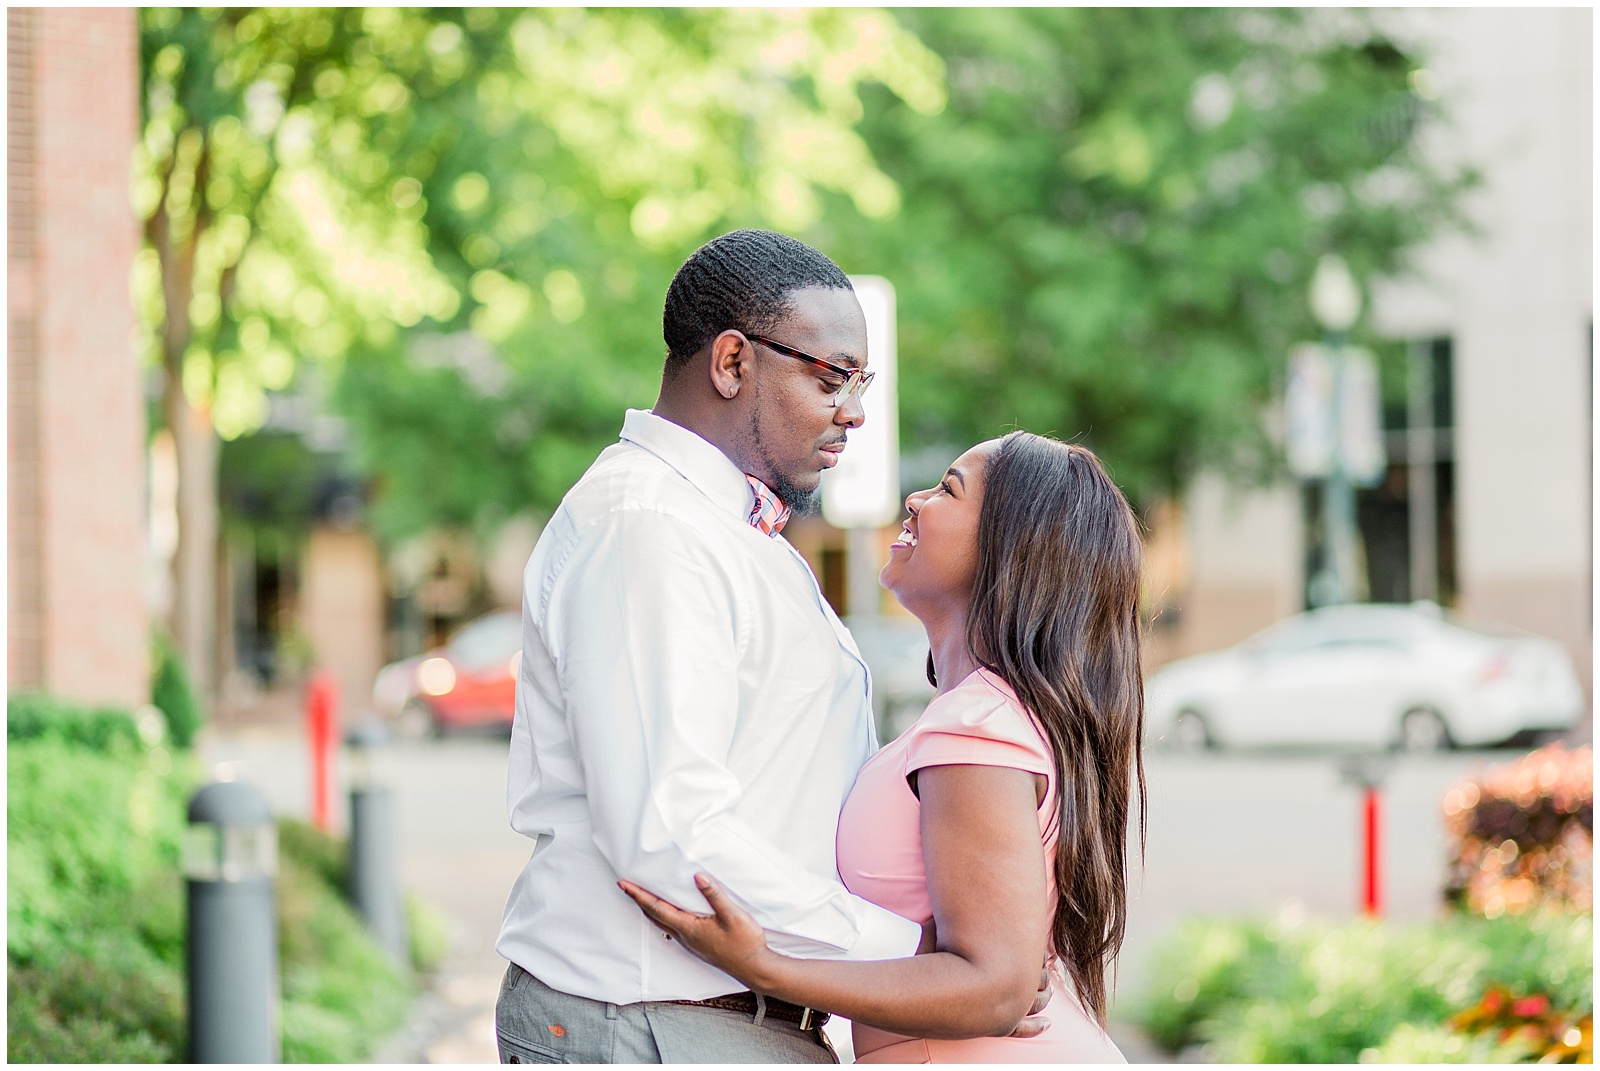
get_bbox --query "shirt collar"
[619,409,758,523]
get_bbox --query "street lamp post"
[1307,255,1364,608]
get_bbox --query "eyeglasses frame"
[745,333,875,408]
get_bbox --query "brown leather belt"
[667,991,828,1031]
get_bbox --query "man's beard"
[767,466,821,517]
[749,406,822,516]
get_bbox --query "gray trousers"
[495,962,836,1064]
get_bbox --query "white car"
[1145,603,1584,751]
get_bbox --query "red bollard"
[305,670,340,832]
[1339,754,1390,919]
[1362,784,1382,917]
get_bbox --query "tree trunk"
[165,362,219,705]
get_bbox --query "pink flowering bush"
[1442,744,1592,918]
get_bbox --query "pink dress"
[835,668,1126,1064]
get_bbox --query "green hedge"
[1134,908,1592,1062]
[149,634,203,749]
[7,695,424,1062]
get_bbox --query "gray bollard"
[347,721,408,965]
[185,779,280,1063]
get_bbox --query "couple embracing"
[494,230,1145,1064]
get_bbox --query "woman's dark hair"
[963,431,1146,1027]
[661,229,852,371]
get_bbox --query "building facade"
[1157,10,1592,713]
[8,9,148,708]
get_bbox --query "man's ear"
[708,330,747,400]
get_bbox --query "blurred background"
[8,7,1591,1064]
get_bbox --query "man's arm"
[545,509,921,962]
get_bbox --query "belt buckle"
[798,1007,814,1031]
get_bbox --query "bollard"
[1362,782,1381,915]
[185,780,280,1063]
[1337,753,1393,918]
[306,670,340,832]
[347,720,408,965]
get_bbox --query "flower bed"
[1135,909,1591,1063]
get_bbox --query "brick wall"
[7,8,148,707]
[8,10,43,688]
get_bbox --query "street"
[201,727,1526,1062]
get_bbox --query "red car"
[373,611,522,737]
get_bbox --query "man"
[494,230,922,1063]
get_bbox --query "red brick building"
[8,9,148,707]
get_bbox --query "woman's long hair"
[963,432,1146,1026]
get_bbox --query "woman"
[621,432,1146,1062]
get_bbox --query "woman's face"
[879,439,1001,615]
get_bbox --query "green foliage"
[407,893,452,974]
[830,8,1473,503]
[329,8,1471,540]
[277,811,350,890]
[150,633,204,749]
[1135,909,1592,1062]
[7,731,191,1061]
[276,820,412,1063]
[1358,1021,1529,1063]
[218,429,343,541]
[8,698,429,1063]
[7,692,143,753]
[8,940,187,1063]
[144,9,1473,542]
[323,8,947,541]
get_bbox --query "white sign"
[1285,342,1386,486]
[1286,343,1336,478]
[1338,347,1386,487]
[822,276,901,529]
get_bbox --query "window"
[1301,336,1457,607]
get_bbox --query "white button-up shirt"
[497,409,922,1004]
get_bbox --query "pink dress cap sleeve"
[903,668,1053,780]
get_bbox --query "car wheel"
[396,698,440,741]
[1170,710,1213,751]
[1397,708,1452,752]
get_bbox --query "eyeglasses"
[747,334,874,408]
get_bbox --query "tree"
[329,8,946,541]
[138,8,949,683]
[136,8,471,694]
[816,8,1473,505]
[330,8,1472,550]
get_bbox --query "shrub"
[1443,985,1593,1063]
[7,722,192,1061]
[407,893,452,974]
[150,633,203,749]
[8,694,424,1063]
[276,820,413,1063]
[1135,908,1592,1063]
[1442,744,1592,917]
[7,692,142,753]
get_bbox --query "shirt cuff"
[846,903,925,962]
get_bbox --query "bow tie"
[744,474,791,537]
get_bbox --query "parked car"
[372,610,522,737]
[1145,603,1583,751]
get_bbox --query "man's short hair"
[662,229,853,372]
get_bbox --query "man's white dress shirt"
[497,409,922,1004]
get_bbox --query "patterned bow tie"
[744,474,791,537]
